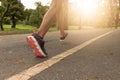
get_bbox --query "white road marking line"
[6,31,114,80]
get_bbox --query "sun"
[75,0,98,16]
[68,0,99,28]
[82,1,98,14]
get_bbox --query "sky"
[21,0,74,9]
[21,0,51,9]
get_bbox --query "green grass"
[49,26,57,31]
[68,26,80,30]
[0,24,37,35]
[0,24,85,35]
[4,24,38,30]
[0,24,57,35]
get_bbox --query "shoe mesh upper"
[32,34,47,55]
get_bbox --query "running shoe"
[26,33,47,57]
[60,32,68,41]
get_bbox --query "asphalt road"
[0,28,120,80]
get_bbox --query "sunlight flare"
[75,0,99,16]
[82,0,98,14]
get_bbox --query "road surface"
[0,28,120,80]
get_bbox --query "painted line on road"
[6,30,114,80]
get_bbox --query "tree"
[29,2,48,27]
[95,0,119,28]
[8,0,25,28]
[0,0,10,31]
[115,0,120,28]
[0,0,24,30]
[23,9,32,25]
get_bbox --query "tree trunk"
[0,4,10,31]
[116,0,120,28]
[0,19,4,31]
[11,16,16,28]
[109,0,113,27]
[115,13,119,28]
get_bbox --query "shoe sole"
[26,36,46,57]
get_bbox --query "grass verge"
[0,24,57,35]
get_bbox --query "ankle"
[38,34,43,40]
[61,32,67,37]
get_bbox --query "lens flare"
[83,1,97,14]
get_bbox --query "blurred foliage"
[29,2,49,27]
